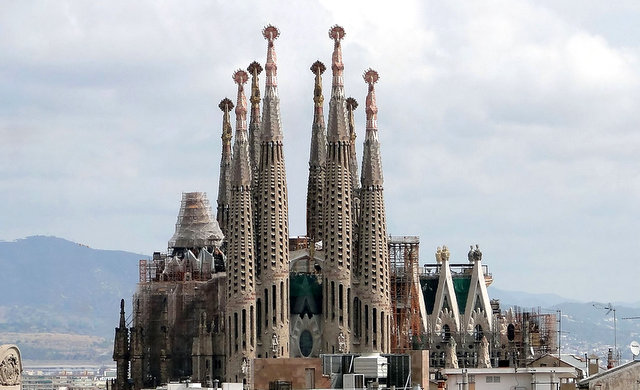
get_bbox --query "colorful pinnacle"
[232,69,248,131]
[329,25,345,89]
[263,24,279,88]
[364,69,379,130]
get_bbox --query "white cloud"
[1,0,639,301]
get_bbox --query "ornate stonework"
[0,345,21,389]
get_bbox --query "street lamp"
[593,303,617,366]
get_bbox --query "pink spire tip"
[328,25,345,41]
[263,25,279,88]
[263,24,280,42]
[329,25,345,90]
[233,69,248,126]
[364,69,379,130]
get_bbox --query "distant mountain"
[0,236,142,362]
[488,287,640,363]
[489,287,580,308]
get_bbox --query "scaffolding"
[389,236,424,352]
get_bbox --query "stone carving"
[0,345,21,387]
[478,336,491,368]
[271,333,279,354]
[445,338,458,369]
[435,247,442,263]
[441,246,450,262]
[337,332,346,353]
[469,244,482,262]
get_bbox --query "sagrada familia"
[112,25,557,390]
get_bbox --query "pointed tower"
[255,24,290,358]
[225,69,256,384]
[356,70,391,353]
[113,299,130,390]
[346,97,361,277]
[462,245,493,346]
[431,246,461,344]
[248,61,263,175]
[346,97,360,194]
[217,98,234,239]
[322,25,353,354]
[306,60,327,243]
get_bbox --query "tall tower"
[225,69,256,384]
[247,61,263,176]
[247,61,263,221]
[306,60,327,243]
[113,299,130,390]
[322,25,353,354]
[255,25,290,358]
[357,70,391,353]
[346,97,360,196]
[346,97,361,275]
[217,98,234,239]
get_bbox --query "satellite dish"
[630,341,640,358]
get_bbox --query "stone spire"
[113,299,130,390]
[217,97,234,239]
[361,69,384,186]
[225,69,256,384]
[247,61,263,178]
[357,69,391,353]
[255,24,290,358]
[261,25,283,141]
[322,25,353,354]
[346,97,361,273]
[346,97,360,192]
[306,60,327,243]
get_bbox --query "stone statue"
[478,336,491,368]
[473,244,482,261]
[468,245,474,262]
[441,246,450,262]
[445,338,458,369]
[271,333,279,354]
[435,247,442,263]
[338,332,346,353]
[0,345,21,387]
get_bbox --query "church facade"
[112,25,557,390]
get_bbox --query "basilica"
[112,25,557,390]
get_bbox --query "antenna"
[631,341,640,359]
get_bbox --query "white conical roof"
[168,192,224,249]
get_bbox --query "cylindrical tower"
[217,98,234,239]
[225,69,256,385]
[255,25,290,358]
[357,69,391,353]
[321,25,353,354]
[306,60,327,244]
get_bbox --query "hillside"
[0,236,141,362]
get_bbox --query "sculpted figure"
[441,246,450,262]
[338,332,346,353]
[478,336,491,368]
[445,338,459,369]
[435,247,442,263]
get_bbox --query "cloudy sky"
[1,1,639,302]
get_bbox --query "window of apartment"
[485,376,501,383]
